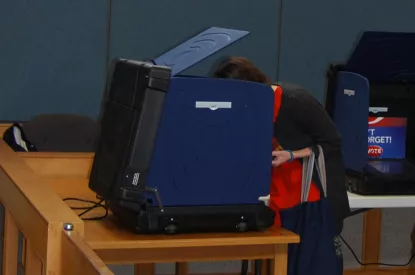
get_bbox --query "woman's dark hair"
[212,57,271,84]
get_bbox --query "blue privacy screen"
[332,71,370,172]
[146,77,274,207]
[153,27,249,76]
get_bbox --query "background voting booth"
[259,31,415,275]
[327,31,415,197]
[326,31,415,275]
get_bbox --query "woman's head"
[212,57,271,84]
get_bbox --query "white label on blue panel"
[195,101,232,111]
[344,89,355,96]
[369,107,388,113]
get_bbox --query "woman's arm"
[271,147,312,167]
[292,92,342,157]
[292,147,312,159]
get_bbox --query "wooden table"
[46,178,299,275]
[3,129,415,275]
[0,143,299,275]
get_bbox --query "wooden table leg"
[134,263,155,275]
[270,244,288,275]
[361,209,382,269]
[3,210,19,275]
[175,262,189,275]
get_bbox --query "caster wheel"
[165,224,178,234]
[236,222,248,232]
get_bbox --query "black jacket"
[274,83,350,232]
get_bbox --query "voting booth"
[89,27,276,234]
[326,31,415,195]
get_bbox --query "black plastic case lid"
[344,31,415,84]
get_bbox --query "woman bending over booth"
[212,57,350,234]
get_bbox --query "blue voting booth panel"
[344,31,415,84]
[333,72,369,172]
[153,27,249,76]
[146,77,274,207]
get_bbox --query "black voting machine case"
[326,31,415,196]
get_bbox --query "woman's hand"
[271,150,292,167]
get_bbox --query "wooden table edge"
[87,233,300,250]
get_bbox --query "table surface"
[46,178,299,251]
[347,191,415,209]
[259,191,415,209]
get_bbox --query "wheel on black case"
[236,222,248,232]
[165,224,178,234]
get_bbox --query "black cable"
[63,197,108,221]
[239,234,414,271]
[344,209,415,266]
[340,235,415,267]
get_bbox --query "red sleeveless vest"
[270,86,321,227]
